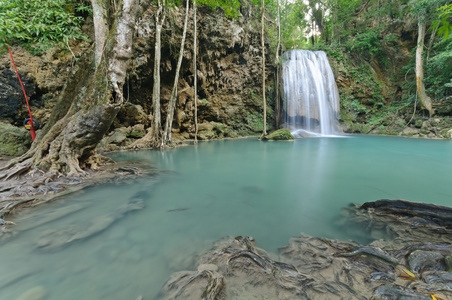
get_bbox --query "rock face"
[130,1,275,140]
[0,47,73,126]
[0,69,35,123]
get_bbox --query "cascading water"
[282,50,340,137]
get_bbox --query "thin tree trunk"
[427,22,438,62]
[275,0,281,63]
[331,1,335,44]
[261,0,267,136]
[275,0,281,129]
[416,21,434,116]
[91,0,109,67]
[194,0,198,144]
[151,0,166,143]
[162,0,190,147]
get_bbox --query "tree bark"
[152,0,166,142]
[194,0,198,144]
[162,0,190,147]
[0,0,140,183]
[131,0,166,149]
[275,0,281,129]
[416,21,434,116]
[91,0,110,67]
[261,0,267,136]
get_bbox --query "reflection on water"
[1,136,452,300]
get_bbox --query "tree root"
[165,269,224,300]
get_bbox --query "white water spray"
[282,50,340,137]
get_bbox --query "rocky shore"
[161,199,452,299]
[0,158,158,220]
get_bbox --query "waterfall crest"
[282,50,340,137]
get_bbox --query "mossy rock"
[0,122,32,156]
[261,129,294,141]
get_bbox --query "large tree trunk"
[162,0,190,147]
[261,0,267,136]
[0,0,140,185]
[91,0,110,67]
[416,21,434,116]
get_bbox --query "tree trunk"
[261,0,267,136]
[275,0,281,64]
[275,0,281,129]
[416,21,434,116]
[162,0,190,147]
[152,0,166,142]
[194,0,198,144]
[91,0,110,67]
[131,0,166,149]
[0,0,140,184]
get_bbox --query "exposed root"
[201,271,224,300]
[128,129,162,150]
[225,236,303,290]
[170,270,224,299]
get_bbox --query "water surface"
[2,136,452,300]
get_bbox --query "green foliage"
[197,0,241,18]
[425,35,452,98]
[366,98,412,127]
[433,4,452,38]
[0,0,90,54]
[280,0,309,49]
[347,27,382,55]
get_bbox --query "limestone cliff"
[0,0,276,156]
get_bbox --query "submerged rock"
[161,199,452,299]
[35,198,144,251]
[14,286,47,300]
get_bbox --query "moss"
[261,129,294,141]
[129,130,145,138]
[0,122,32,156]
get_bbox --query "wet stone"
[198,264,219,272]
[408,250,445,274]
[373,284,430,300]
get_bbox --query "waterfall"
[282,50,340,137]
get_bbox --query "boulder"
[0,122,32,157]
[129,124,146,138]
[115,104,149,128]
[446,129,452,139]
[107,130,127,144]
[261,129,294,141]
[400,127,419,136]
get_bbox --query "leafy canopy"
[0,0,91,53]
[196,0,241,18]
